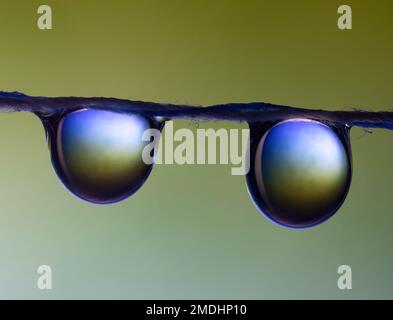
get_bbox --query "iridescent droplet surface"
[246,119,352,229]
[46,109,157,204]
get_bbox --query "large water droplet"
[246,119,352,229]
[45,109,160,204]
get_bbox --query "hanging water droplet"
[44,109,160,204]
[246,119,352,229]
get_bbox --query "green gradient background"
[0,0,392,299]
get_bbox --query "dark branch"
[1,91,393,130]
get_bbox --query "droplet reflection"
[46,109,158,204]
[246,119,352,229]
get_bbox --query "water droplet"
[246,119,352,229]
[44,109,161,204]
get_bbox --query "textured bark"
[1,91,392,130]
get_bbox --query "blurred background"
[0,0,392,299]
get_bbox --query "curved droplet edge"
[245,119,353,229]
[35,108,166,205]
